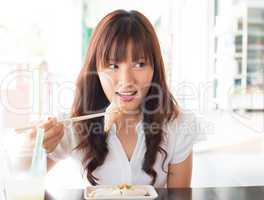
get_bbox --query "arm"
[167,152,193,188]
[47,158,57,172]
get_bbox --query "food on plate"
[88,188,121,197]
[117,183,132,190]
[104,102,123,133]
[117,184,148,197]
[88,184,149,197]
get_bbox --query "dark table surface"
[45,186,264,200]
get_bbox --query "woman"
[39,9,200,188]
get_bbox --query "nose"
[117,63,135,87]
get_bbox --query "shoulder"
[163,110,209,161]
[163,111,204,164]
[164,111,200,138]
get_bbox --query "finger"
[40,117,57,131]
[44,123,64,144]
[43,129,64,153]
[48,116,54,120]
[44,122,64,141]
[28,127,37,140]
[43,134,63,153]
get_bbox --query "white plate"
[84,185,158,200]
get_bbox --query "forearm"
[167,153,193,188]
[47,157,57,172]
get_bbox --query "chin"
[118,102,141,114]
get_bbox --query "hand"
[28,117,64,153]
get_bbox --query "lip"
[117,91,137,95]
[116,91,137,102]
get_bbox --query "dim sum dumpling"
[104,101,123,133]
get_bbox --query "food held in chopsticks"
[104,101,123,133]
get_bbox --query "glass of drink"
[3,130,46,200]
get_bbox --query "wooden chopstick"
[14,112,105,133]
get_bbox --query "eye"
[108,64,118,70]
[134,62,145,68]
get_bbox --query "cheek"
[135,68,154,96]
[98,72,117,100]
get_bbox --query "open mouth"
[115,91,138,102]
[116,91,137,96]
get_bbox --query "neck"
[115,111,142,134]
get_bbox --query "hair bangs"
[96,17,154,68]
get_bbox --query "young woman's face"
[97,43,154,113]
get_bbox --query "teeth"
[118,91,136,95]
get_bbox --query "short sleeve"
[47,113,79,162]
[168,111,208,164]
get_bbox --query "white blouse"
[48,111,205,188]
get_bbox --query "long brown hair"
[71,10,179,185]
